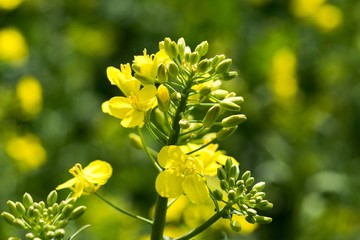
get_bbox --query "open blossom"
[56,160,112,199]
[155,146,212,204]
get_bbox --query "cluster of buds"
[1,190,86,240]
[214,159,273,231]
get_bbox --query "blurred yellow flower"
[16,75,43,118]
[313,4,343,32]
[5,134,47,171]
[56,160,113,200]
[269,48,298,101]
[103,85,157,128]
[0,0,23,10]
[291,0,325,18]
[0,27,28,63]
[155,145,211,204]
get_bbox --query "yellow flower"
[0,27,28,63]
[104,85,157,128]
[106,64,141,97]
[56,160,112,200]
[16,75,43,118]
[0,0,23,10]
[155,146,212,204]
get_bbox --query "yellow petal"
[155,170,183,198]
[158,146,186,168]
[182,174,209,204]
[108,97,133,118]
[138,85,157,102]
[56,178,77,190]
[121,110,145,128]
[83,160,113,185]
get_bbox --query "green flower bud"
[236,184,245,195]
[167,61,179,78]
[241,171,251,181]
[217,167,227,181]
[245,177,255,187]
[210,54,225,68]
[134,73,155,85]
[177,37,186,59]
[158,40,164,50]
[179,119,190,129]
[239,204,248,212]
[199,85,211,97]
[164,38,178,59]
[221,114,247,127]
[47,190,58,206]
[15,202,26,216]
[171,91,181,101]
[128,133,143,150]
[220,179,229,191]
[228,177,236,189]
[57,219,69,228]
[254,216,272,224]
[245,215,256,224]
[225,96,244,105]
[216,126,238,141]
[213,189,223,201]
[225,92,237,98]
[228,190,236,201]
[252,182,266,192]
[157,63,168,83]
[229,165,240,180]
[157,84,171,112]
[7,201,22,218]
[195,41,209,57]
[70,206,86,220]
[247,208,257,216]
[13,218,28,229]
[257,201,273,210]
[224,158,233,173]
[189,52,200,65]
[39,201,45,210]
[211,89,229,99]
[254,192,266,199]
[61,205,73,219]
[1,211,16,225]
[220,99,241,111]
[203,104,220,128]
[46,231,55,238]
[25,232,36,239]
[230,219,242,232]
[54,229,65,238]
[197,59,210,73]
[215,59,232,74]
[222,71,238,81]
[23,193,34,209]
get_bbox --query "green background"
[1,0,359,239]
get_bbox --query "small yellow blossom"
[313,4,343,32]
[155,145,213,204]
[0,0,23,10]
[0,27,28,63]
[56,160,112,200]
[16,75,43,117]
[106,64,141,97]
[105,85,157,128]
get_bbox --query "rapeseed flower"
[56,160,112,199]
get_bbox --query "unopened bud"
[157,84,171,112]
[54,229,65,238]
[245,215,256,224]
[229,165,240,180]
[252,182,266,192]
[167,61,179,78]
[245,177,255,187]
[217,167,227,181]
[171,91,181,101]
[230,219,242,232]
[46,231,55,238]
[23,193,33,209]
[225,96,244,105]
[1,212,16,225]
[247,208,257,216]
[257,200,273,210]
[228,190,237,201]
[189,52,200,65]
[194,41,209,57]
[128,133,143,149]
[203,104,220,128]
[221,114,247,127]
[222,71,238,81]
[255,216,272,224]
[70,206,86,220]
[213,189,223,201]
[179,119,190,129]
[216,126,238,141]
[57,219,69,228]
[211,89,229,99]
[177,37,186,59]
[13,219,27,229]
[157,63,168,83]
[215,59,232,74]
[61,205,73,219]
[15,202,26,216]
[25,232,36,239]
[199,85,211,97]
[210,54,225,67]
[241,171,251,181]
[197,59,210,73]
[7,201,21,218]
[220,99,241,111]
[47,190,58,206]
[164,38,178,59]
[220,180,229,191]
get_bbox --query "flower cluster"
[1,191,86,240]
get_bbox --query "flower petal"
[155,170,183,198]
[108,97,133,118]
[183,174,209,204]
[83,160,113,185]
[56,178,77,190]
[120,110,144,128]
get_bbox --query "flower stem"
[95,193,153,225]
[174,208,227,240]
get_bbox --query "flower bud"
[217,167,227,181]
[227,190,237,201]
[211,89,229,99]
[247,208,257,216]
[230,219,242,232]
[254,216,272,224]
[225,96,244,105]
[7,201,21,218]
[257,200,273,210]
[15,202,26,216]
[128,133,143,149]
[157,63,168,83]
[203,104,220,128]
[189,52,200,65]
[177,37,186,59]
[210,54,225,68]
[228,177,236,189]
[245,215,256,224]
[158,40,164,50]
[25,232,36,239]
[13,219,27,229]
[197,59,210,73]
[1,212,16,225]
[216,126,238,141]
[220,99,241,111]
[164,38,178,59]
[47,190,58,206]
[213,189,223,201]
[224,158,233,173]
[167,61,179,78]
[61,205,73,219]
[54,229,65,238]
[179,119,190,129]
[70,206,86,220]
[46,231,55,238]
[23,193,33,209]
[241,171,251,181]
[171,91,181,101]
[252,182,266,192]
[245,177,255,187]
[221,114,247,127]
[134,73,155,85]
[195,41,209,57]
[222,71,238,81]
[220,180,229,191]
[229,165,240,180]
[215,59,232,74]
[57,219,69,228]
[199,85,211,97]
[157,84,171,112]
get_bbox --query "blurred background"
[1,0,359,239]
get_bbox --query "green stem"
[174,208,227,240]
[138,127,162,172]
[95,193,153,225]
